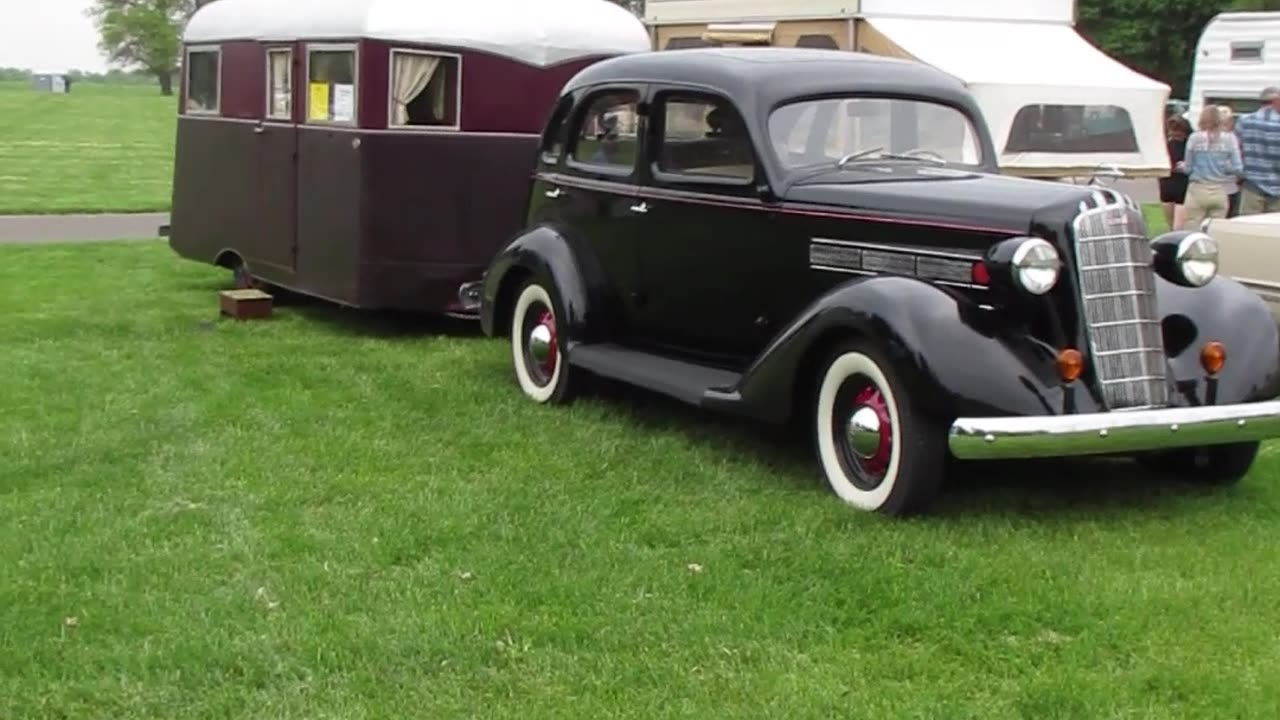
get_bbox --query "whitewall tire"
[814,343,945,515]
[510,280,573,404]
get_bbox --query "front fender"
[1155,274,1280,405]
[479,223,621,344]
[719,275,1068,424]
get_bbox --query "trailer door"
[256,45,300,274]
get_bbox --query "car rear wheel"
[510,279,574,404]
[814,342,946,515]
[1136,441,1260,485]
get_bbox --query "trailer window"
[654,93,754,182]
[267,48,292,120]
[306,46,356,124]
[569,91,640,174]
[666,37,712,49]
[389,50,460,129]
[184,47,219,114]
[795,34,838,50]
[1231,41,1264,63]
[1005,104,1139,154]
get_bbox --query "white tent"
[861,17,1171,178]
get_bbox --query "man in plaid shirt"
[1234,87,1280,215]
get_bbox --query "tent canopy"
[864,17,1171,177]
[183,0,652,68]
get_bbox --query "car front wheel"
[510,279,573,404]
[814,343,946,515]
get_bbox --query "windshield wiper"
[838,148,948,167]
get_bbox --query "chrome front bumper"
[949,400,1280,460]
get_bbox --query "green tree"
[1077,0,1280,97]
[87,0,196,95]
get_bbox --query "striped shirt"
[1234,106,1280,197]
[1183,130,1242,185]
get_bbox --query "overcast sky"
[0,0,110,72]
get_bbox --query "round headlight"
[1176,232,1218,287]
[1011,238,1061,295]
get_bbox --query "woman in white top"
[1219,105,1244,217]
[1178,105,1244,230]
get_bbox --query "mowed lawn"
[0,81,175,214]
[3,240,1280,718]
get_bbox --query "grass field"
[3,239,1280,718]
[0,81,175,214]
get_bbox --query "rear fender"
[479,223,621,344]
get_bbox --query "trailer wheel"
[813,341,946,515]
[510,279,574,404]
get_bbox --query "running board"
[568,343,742,407]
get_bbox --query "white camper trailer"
[643,0,1171,179]
[1188,12,1280,121]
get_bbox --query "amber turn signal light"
[1200,341,1226,375]
[1057,348,1084,383]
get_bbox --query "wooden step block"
[219,288,273,320]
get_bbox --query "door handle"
[253,125,266,134]
[544,187,563,199]
[629,201,649,214]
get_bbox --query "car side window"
[569,91,641,173]
[539,95,575,167]
[655,93,755,183]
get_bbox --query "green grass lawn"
[0,81,175,214]
[3,240,1280,718]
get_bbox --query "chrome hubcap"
[846,406,882,458]
[524,308,557,381]
[528,323,553,367]
[846,385,892,479]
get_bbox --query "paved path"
[0,213,168,244]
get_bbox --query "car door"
[629,87,787,363]
[537,86,649,339]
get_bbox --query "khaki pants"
[1239,187,1280,216]
[1181,182,1228,230]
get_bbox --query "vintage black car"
[478,47,1280,515]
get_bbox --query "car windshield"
[768,97,985,175]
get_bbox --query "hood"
[782,169,1096,234]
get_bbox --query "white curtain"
[391,54,440,126]
[269,51,291,117]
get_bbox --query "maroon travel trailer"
[168,0,651,315]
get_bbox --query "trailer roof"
[183,0,652,67]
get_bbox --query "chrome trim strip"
[808,264,987,291]
[810,237,983,262]
[949,400,1280,460]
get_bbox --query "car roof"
[562,47,978,111]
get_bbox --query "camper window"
[654,93,754,182]
[1004,104,1139,154]
[568,91,641,174]
[266,48,292,120]
[305,45,357,124]
[388,50,460,129]
[1231,41,1264,63]
[184,46,220,115]
[795,34,838,50]
[666,37,712,49]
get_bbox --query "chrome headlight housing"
[1009,237,1062,295]
[1151,230,1219,287]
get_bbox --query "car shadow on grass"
[574,374,1244,519]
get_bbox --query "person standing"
[1179,105,1243,230]
[1158,116,1192,230]
[1218,106,1243,217]
[1232,87,1280,215]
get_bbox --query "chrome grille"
[1071,190,1168,409]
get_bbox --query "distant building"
[31,71,71,94]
